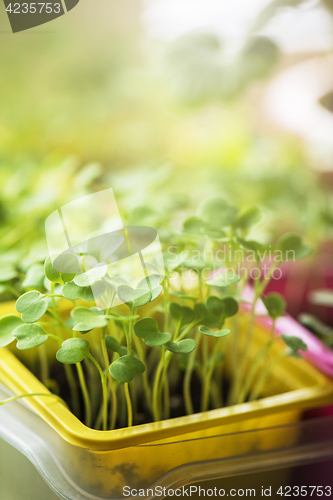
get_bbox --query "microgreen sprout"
[0,198,312,430]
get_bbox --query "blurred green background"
[2,4,333,497]
[1,0,333,274]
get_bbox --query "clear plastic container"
[1,304,333,499]
[1,381,333,500]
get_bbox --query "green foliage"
[232,206,264,232]
[277,234,311,261]
[235,238,267,258]
[62,280,106,301]
[281,334,308,354]
[182,217,207,237]
[44,255,77,284]
[109,355,145,383]
[136,275,163,301]
[105,335,128,357]
[116,284,151,310]
[13,323,49,350]
[262,293,286,319]
[22,264,45,289]
[134,318,171,347]
[206,271,241,288]
[71,306,108,333]
[56,338,90,364]
[15,291,48,323]
[206,296,238,323]
[0,192,313,431]
[169,303,194,326]
[0,263,17,282]
[74,265,107,287]
[199,326,231,338]
[169,291,198,302]
[164,339,196,354]
[201,198,239,228]
[0,314,23,347]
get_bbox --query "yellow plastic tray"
[0,301,333,498]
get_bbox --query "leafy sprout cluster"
[0,198,310,430]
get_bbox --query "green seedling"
[206,271,241,288]
[0,198,312,432]
[134,318,171,347]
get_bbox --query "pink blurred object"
[264,241,333,326]
[242,285,333,378]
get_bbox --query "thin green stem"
[101,325,117,430]
[175,320,198,343]
[228,284,259,406]
[249,352,287,402]
[163,372,170,420]
[49,283,80,415]
[6,285,20,298]
[163,276,170,332]
[87,353,108,431]
[124,383,133,427]
[75,362,92,427]
[152,349,165,421]
[63,364,80,415]
[258,261,280,296]
[198,272,204,302]
[237,338,273,405]
[173,319,182,341]
[201,339,220,412]
[0,392,68,409]
[133,336,152,413]
[183,330,201,415]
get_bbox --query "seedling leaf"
[62,281,106,301]
[169,303,194,325]
[52,253,79,282]
[109,355,145,383]
[278,234,311,261]
[134,318,171,347]
[236,237,267,258]
[22,264,45,289]
[163,338,196,354]
[201,198,239,227]
[206,270,240,287]
[16,291,48,323]
[0,263,17,282]
[45,255,77,284]
[116,284,151,310]
[281,334,308,353]
[199,326,231,338]
[0,315,23,347]
[13,323,49,350]
[136,274,163,301]
[74,265,107,287]
[232,206,264,232]
[105,335,127,357]
[56,338,90,364]
[262,293,286,319]
[170,291,198,302]
[182,217,206,237]
[71,306,108,332]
